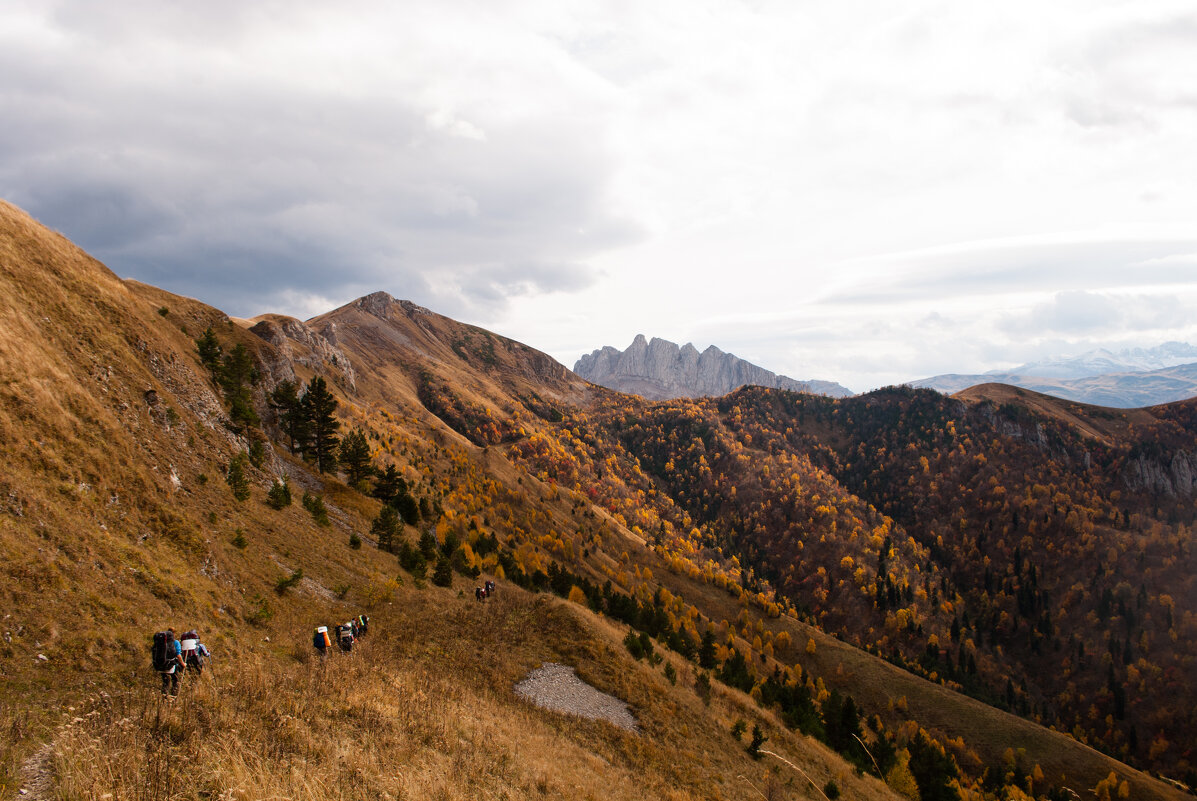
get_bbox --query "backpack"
[151,631,171,671]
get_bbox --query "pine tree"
[266,477,292,509]
[431,554,453,587]
[339,428,374,489]
[301,377,340,472]
[398,540,427,578]
[269,379,311,454]
[373,463,406,504]
[195,328,223,380]
[394,492,421,526]
[226,454,251,501]
[220,343,259,435]
[418,529,438,560]
[371,504,401,553]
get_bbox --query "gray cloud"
[0,3,641,320]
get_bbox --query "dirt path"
[17,743,53,799]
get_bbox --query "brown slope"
[953,382,1162,445]
[0,200,901,801]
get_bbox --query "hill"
[574,334,852,400]
[911,362,1197,408]
[0,199,1190,800]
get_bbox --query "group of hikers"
[312,614,369,658]
[151,628,212,696]
[153,580,498,692]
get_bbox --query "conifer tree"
[226,454,251,501]
[372,463,406,504]
[266,477,292,509]
[394,492,421,526]
[195,328,223,380]
[220,343,259,435]
[269,379,311,454]
[371,504,401,553]
[418,528,438,560]
[339,428,373,489]
[301,376,340,472]
[432,553,453,587]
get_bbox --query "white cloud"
[1,0,1196,391]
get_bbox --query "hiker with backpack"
[313,625,332,660]
[180,629,211,675]
[338,622,355,653]
[356,614,369,636]
[152,628,185,696]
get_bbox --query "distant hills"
[912,343,1197,407]
[574,334,853,400]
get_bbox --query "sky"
[2,0,1196,391]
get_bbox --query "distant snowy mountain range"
[912,342,1197,408]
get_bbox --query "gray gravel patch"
[514,663,638,732]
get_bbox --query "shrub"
[276,569,304,595]
[349,533,362,550]
[231,529,248,549]
[823,780,840,799]
[246,594,273,625]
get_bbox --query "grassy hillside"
[0,198,1190,800]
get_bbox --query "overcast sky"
[3,0,1196,391]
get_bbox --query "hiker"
[475,586,483,601]
[152,628,185,696]
[485,579,496,597]
[357,614,369,636]
[180,629,211,675]
[313,626,331,659]
[338,622,354,653]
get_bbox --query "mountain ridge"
[574,334,853,400]
[0,198,1191,800]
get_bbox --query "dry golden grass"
[30,587,897,801]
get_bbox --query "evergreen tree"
[266,477,292,509]
[418,529,438,560]
[219,343,259,435]
[226,454,250,501]
[398,540,427,578]
[698,629,718,669]
[747,724,767,759]
[269,379,311,454]
[339,428,374,489]
[301,376,340,472]
[394,492,421,526]
[431,554,453,587]
[195,328,223,380]
[372,463,406,504]
[371,504,401,553]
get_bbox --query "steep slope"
[575,334,852,400]
[0,199,1188,800]
[0,200,903,801]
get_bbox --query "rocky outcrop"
[250,316,356,392]
[1123,451,1197,498]
[574,335,852,400]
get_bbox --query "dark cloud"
[0,3,642,320]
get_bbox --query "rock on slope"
[574,334,852,400]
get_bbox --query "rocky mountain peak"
[573,336,852,401]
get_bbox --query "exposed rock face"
[1123,451,1197,498]
[249,316,357,391]
[574,335,852,400]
